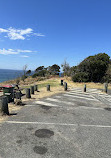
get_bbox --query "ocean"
[0,69,23,83]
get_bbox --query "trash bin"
[3,85,15,102]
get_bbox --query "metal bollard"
[64,82,67,91]
[30,86,34,94]
[26,88,31,98]
[0,96,9,115]
[84,84,86,92]
[61,80,63,86]
[47,85,50,91]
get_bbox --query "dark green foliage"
[48,64,60,75]
[26,70,31,75]
[32,73,38,78]
[72,53,110,82]
[103,64,111,83]
[72,72,89,82]
[34,66,47,77]
[35,66,44,72]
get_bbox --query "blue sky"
[0,0,111,70]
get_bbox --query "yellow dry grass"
[63,77,111,89]
[0,103,22,123]
[22,86,64,102]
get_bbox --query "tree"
[26,70,31,76]
[61,60,70,76]
[49,64,60,75]
[35,66,44,72]
[72,72,89,82]
[21,64,28,81]
[75,53,110,82]
[103,64,111,83]
[34,66,47,77]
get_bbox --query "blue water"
[0,69,23,83]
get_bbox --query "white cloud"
[0,28,8,32]
[34,33,45,37]
[21,55,29,58]
[0,48,37,55]
[0,27,45,40]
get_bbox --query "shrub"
[32,73,38,78]
[72,72,89,82]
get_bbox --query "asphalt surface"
[0,88,111,158]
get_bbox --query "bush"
[72,72,89,82]
[32,73,38,78]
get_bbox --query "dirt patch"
[35,129,54,138]
[16,140,23,144]
[104,107,111,111]
[33,146,48,155]
[40,105,51,110]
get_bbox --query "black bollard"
[64,82,67,91]
[30,86,34,94]
[104,83,108,93]
[26,88,31,98]
[61,80,63,86]
[47,85,50,91]
[16,91,21,100]
[0,96,9,115]
[34,85,38,91]
[84,84,86,92]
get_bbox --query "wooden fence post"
[61,80,63,86]
[34,85,38,91]
[30,86,34,94]
[0,96,9,115]
[84,84,86,92]
[47,85,50,91]
[104,83,108,93]
[26,88,31,98]
[64,82,67,91]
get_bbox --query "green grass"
[37,80,60,88]
[21,79,61,90]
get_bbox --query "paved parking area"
[0,88,111,158]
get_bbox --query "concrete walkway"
[0,88,111,158]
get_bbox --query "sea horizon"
[0,69,23,83]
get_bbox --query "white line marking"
[55,95,76,101]
[63,94,99,101]
[66,92,94,99]
[5,121,111,128]
[76,107,103,110]
[25,103,104,110]
[68,91,90,95]
[46,98,75,105]
[35,101,59,107]
[55,96,63,99]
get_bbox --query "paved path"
[0,88,111,158]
